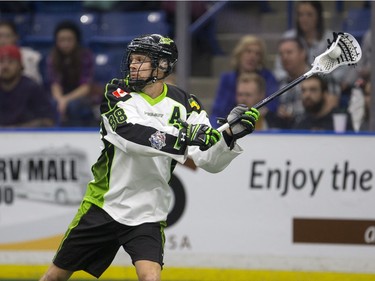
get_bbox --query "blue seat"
[94,52,123,84]
[90,11,170,51]
[92,51,125,108]
[342,8,370,43]
[23,12,99,48]
[32,1,83,13]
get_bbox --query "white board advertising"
[0,131,374,274]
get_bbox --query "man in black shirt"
[0,45,55,127]
[293,74,353,132]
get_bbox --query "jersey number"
[107,108,127,131]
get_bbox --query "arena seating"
[342,8,370,43]
[23,12,99,48]
[89,11,170,52]
[5,10,171,86]
[0,13,31,43]
[94,52,123,83]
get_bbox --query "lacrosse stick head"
[309,32,362,76]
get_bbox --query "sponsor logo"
[179,132,186,142]
[0,147,91,205]
[144,111,164,118]
[167,174,186,228]
[293,218,375,245]
[149,131,167,150]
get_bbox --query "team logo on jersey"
[149,131,167,150]
[188,98,200,111]
[112,88,128,98]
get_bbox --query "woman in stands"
[209,34,278,128]
[273,1,332,81]
[273,1,354,108]
[47,21,95,127]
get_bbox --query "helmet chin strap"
[127,68,165,91]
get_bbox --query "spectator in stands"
[348,78,370,132]
[276,37,310,128]
[348,29,371,132]
[235,72,284,130]
[273,1,330,81]
[210,35,278,127]
[47,21,95,127]
[276,37,339,128]
[0,45,55,127]
[355,29,371,85]
[273,1,353,103]
[0,19,43,84]
[293,74,353,131]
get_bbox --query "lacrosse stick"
[217,32,362,132]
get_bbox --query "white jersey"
[84,79,242,226]
[20,47,42,84]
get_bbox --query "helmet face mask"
[122,34,178,91]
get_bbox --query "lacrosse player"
[39,34,259,281]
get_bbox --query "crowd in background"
[0,0,371,132]
[210,1,370,132]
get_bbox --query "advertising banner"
[0,131,101,253]
[0,131,374,277]
[168,133,375,273]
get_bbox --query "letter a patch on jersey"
[113,88,128,98]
